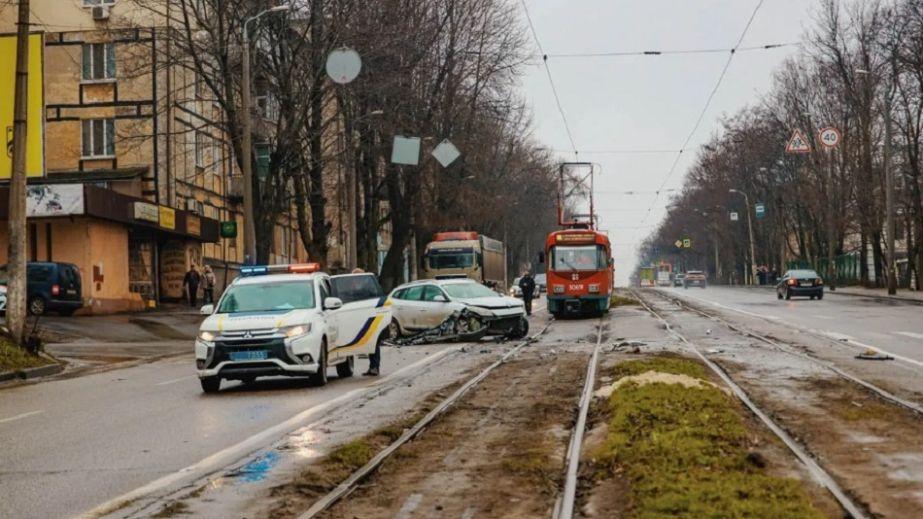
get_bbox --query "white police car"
[195,264,391,393]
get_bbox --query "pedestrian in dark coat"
[519,271,536,316]
[183,264,201,307]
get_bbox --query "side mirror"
[324,297,343,310]
[434,294,448,303]
[200,304,214,315]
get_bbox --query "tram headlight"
[553,285,564,294]
[589,284,600,294]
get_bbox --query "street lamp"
[241,4,291,265]
[729,189,757,285]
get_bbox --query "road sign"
[682,238,691,248]
[391,136,421,165]
[818,127,841,149]
[326,47,362,84]
[431,139,461,167]
[785,129,811,154]
[220,220,238,239]
[730,211,739,221]
[755,203,766,219]
[255,144,271,179]
[674,240,683,248]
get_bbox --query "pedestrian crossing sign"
[786,129,811,154]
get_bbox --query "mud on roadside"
[305,352,589,518]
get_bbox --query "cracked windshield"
[2,1,922,518]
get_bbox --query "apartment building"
[0,0,330,313]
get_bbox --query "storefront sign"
[133,202,159,223]
[159,206,176,230]
[187,215,201,237]
[220,220,237,239]
[27,184,84,216]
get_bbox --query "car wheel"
[28,296,46,316]
[200,377,221,393]
[817,292,824,300]
[336,355,355,378]
[784,289,791,300]
[510,316,529,339]
[388,320,402,339]
[309,340,328,387]
[810,295,815,300]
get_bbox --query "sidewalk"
[830,285,923,304]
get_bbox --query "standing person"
[519,271,536,316]
[183,264,201,307]
[202,265,217,304]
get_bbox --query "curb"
[826,289,923,305]
[0,362,65,383]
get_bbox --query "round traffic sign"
[819,127,841,148]
[326,47,362,84]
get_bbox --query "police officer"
[518,271,536,316]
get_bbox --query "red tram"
[545,162,613,317]
[545,229,613,317]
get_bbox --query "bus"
[544,229,614,317]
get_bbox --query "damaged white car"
[388,278,528,341]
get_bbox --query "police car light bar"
[240,263,321,276]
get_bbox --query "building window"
[82,43,115,81]
[83,0,116,5]
[195,131,205,168]
[82,119,115,158]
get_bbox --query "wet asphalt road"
[661,286,923,364]
[0,303,551,519]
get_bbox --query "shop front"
[0,184,220,313]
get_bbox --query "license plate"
[799,280,813,286]
[229,350,268,361]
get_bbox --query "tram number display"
[556,233,596,243]
[569,284,585,291]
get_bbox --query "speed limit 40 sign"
[819,127,841,149]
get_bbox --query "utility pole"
[884,55,898,295]
[729,189,756,285]
[7,0,31,344]
[241,5,290,265]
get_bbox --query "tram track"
[630,288,869,519]
[648,288,923,417]
[298,319,566,518]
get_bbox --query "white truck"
[194,264,391,393]
[422,231,507,289]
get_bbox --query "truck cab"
[422,231,506,289]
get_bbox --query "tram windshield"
[551,245,608,271]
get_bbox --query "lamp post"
[729,189,756,285]
[241,4,290,265]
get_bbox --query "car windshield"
[443,282,498,299]
[789,270,820,279]
[217,281,315,313]
[552,245,606,271]
[428,249,475,269]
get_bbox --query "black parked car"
[0,262,83,315]
[776,269,824,300]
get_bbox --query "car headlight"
[198,330,217,342]
[281,324,311,338]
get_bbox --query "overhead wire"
[519,0,578,159]
[545,42,797,59]
[639,0,766,225]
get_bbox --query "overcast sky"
[519,0,817,285]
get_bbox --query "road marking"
[896,332,923,340]
[812,314,836,320]
[77,346,461,519]
[0,410,44,425]
[155,375,195,386]
[662,289,923,370]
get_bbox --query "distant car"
[683,271,707,289]
[0,262,83,315]
[673,273,686,287]
[390,278,527,339]
[508,277,541,299]
[776,269,824,300]
[534,273,547,293]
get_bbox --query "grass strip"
[594,357,824,518]
[0,336,54,373]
